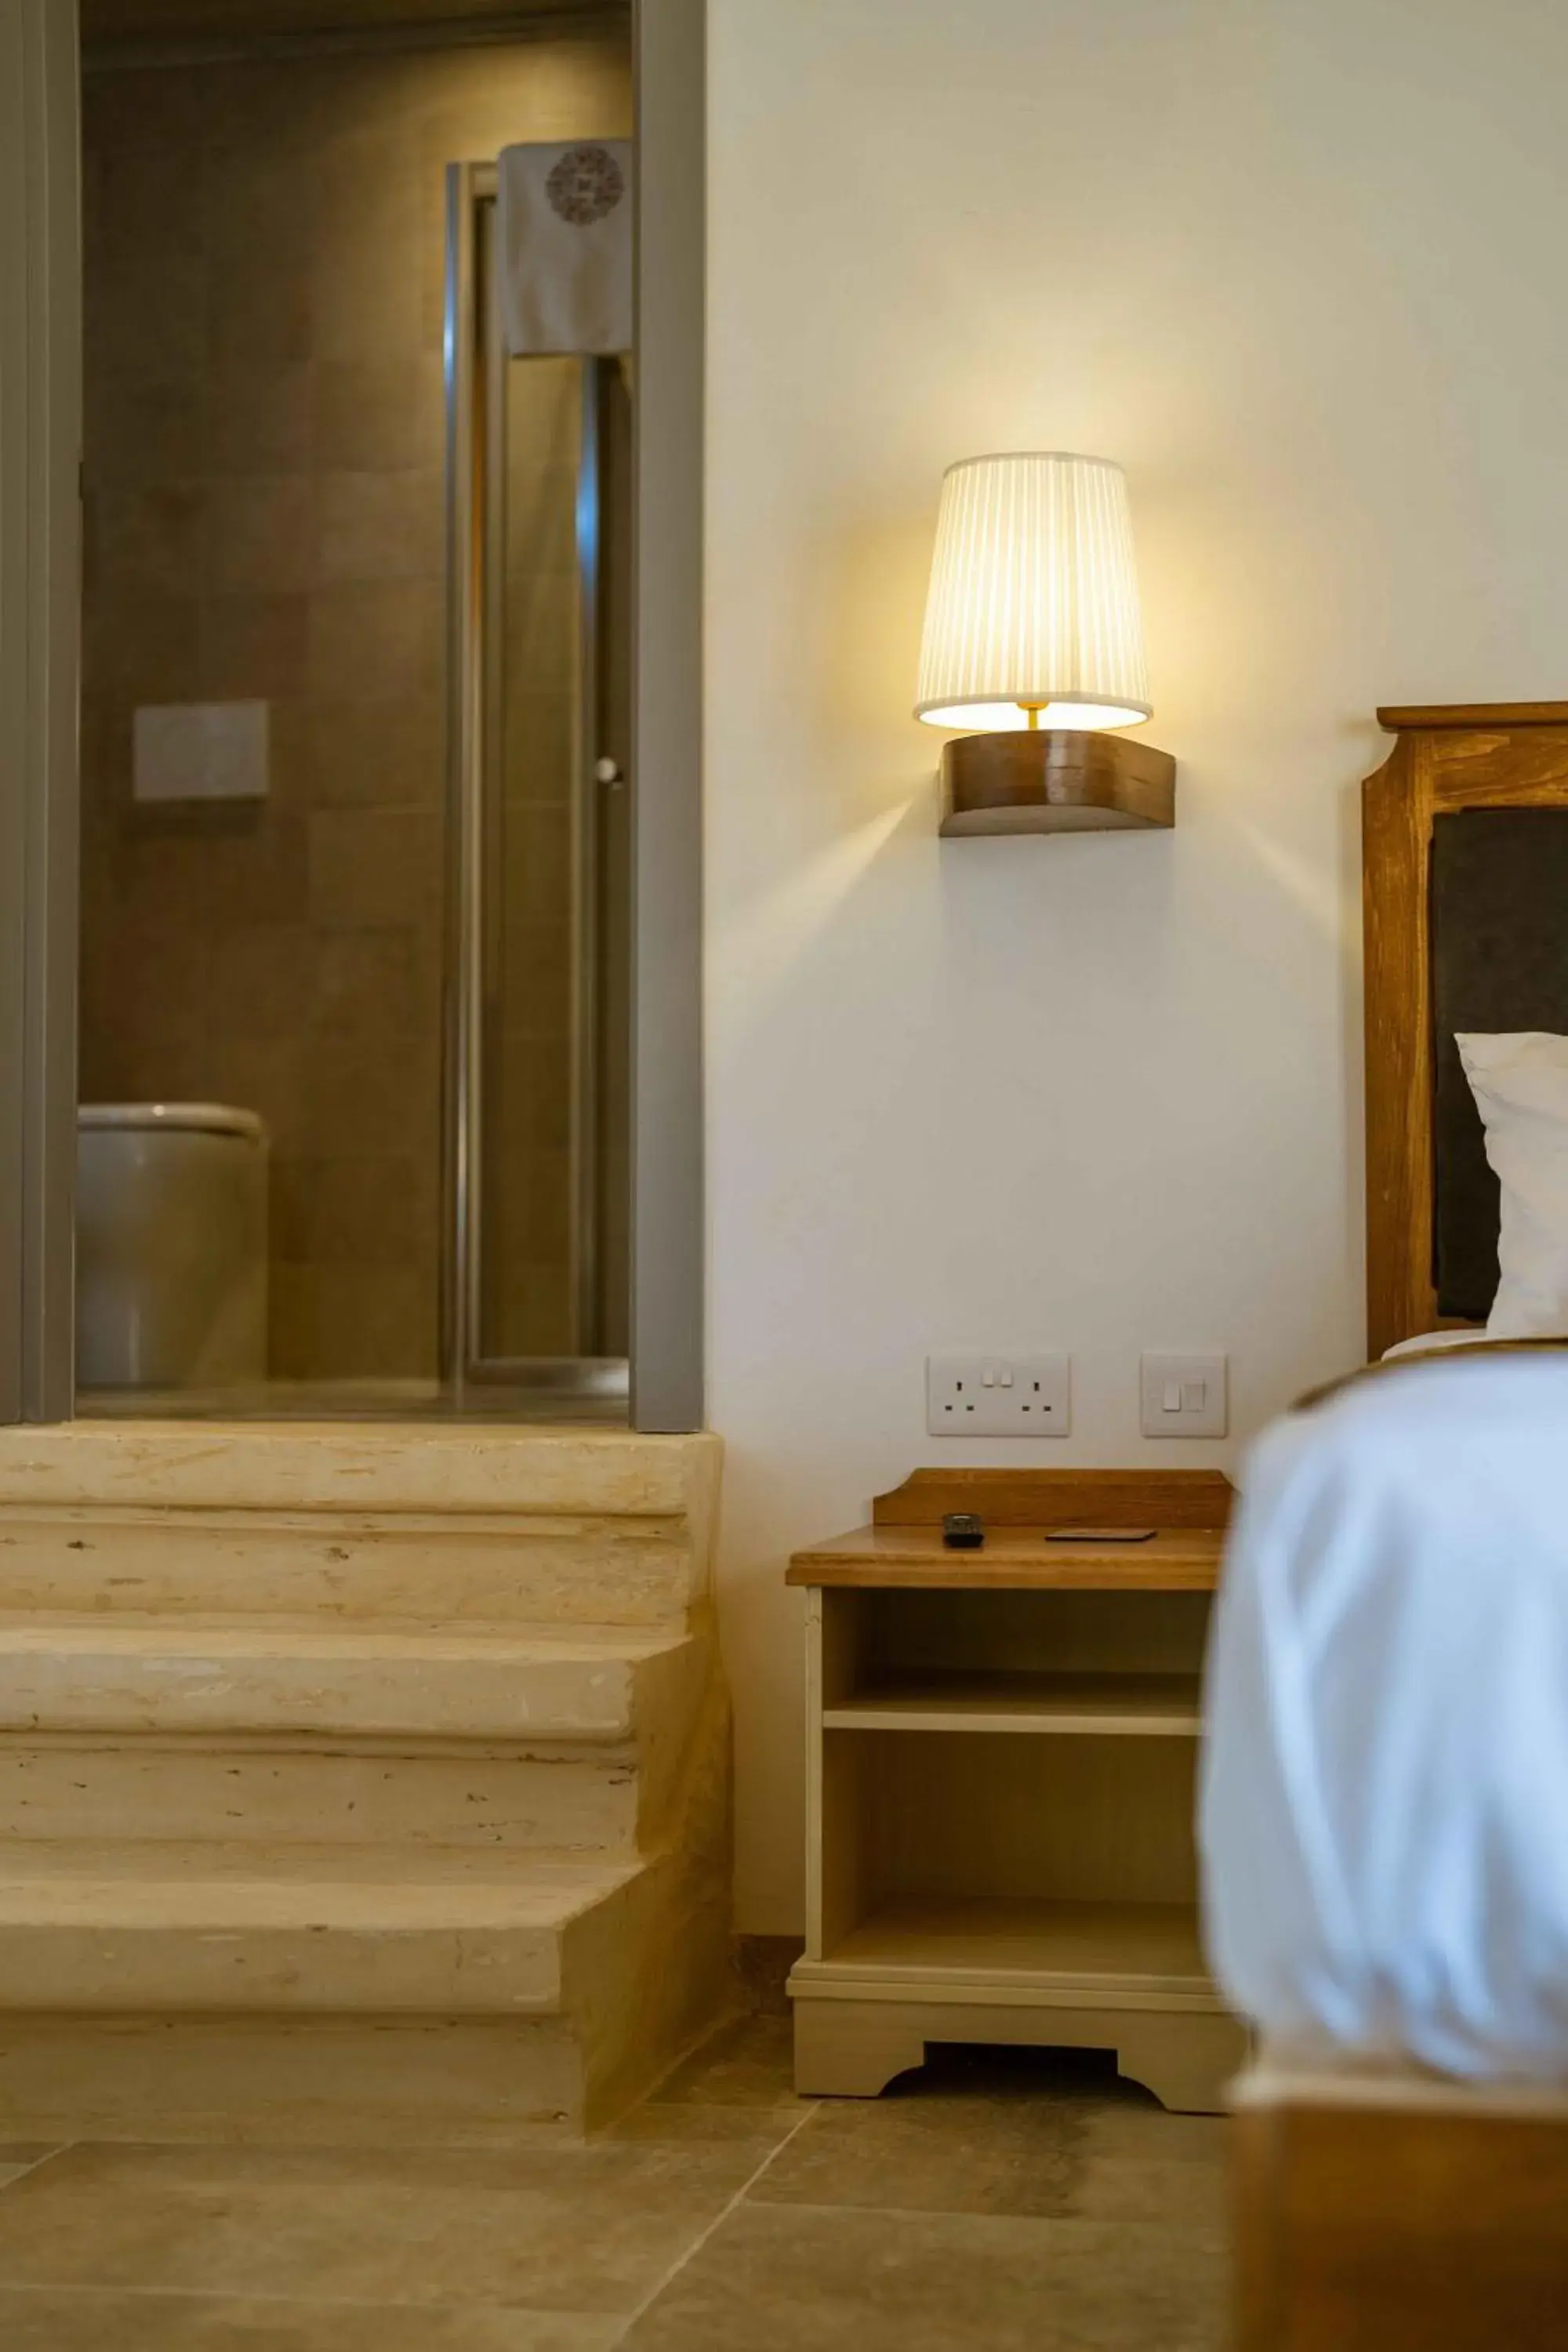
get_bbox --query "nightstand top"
[786,1468,1232,1591]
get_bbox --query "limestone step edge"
[0,1841,644,2016]
[0,1424,724,1523]
[0,1619,705,1745]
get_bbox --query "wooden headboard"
[1364,702,1568,1356]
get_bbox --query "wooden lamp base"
[939,728,1176,837]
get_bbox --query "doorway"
[0,0,705,1431]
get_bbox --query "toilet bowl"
[76,1104,269,1392]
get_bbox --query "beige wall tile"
[416,44,633,171]
[85,378,204,492]
[209,924,318,1043]
[271,1263,435,1379]
[207,256,314,368]
[309,580,444,699]
[304,695,444,809]
[500,897,572,1018]
[93,485,207,601]
[85,245,206,393]
[314,356,445,474]
[82,63,207,161]
[312,929,423,1037]
[205,814,311,928]
[495,1034,572,1153]
[271,1154,423,1269]
[510,588,578,702]
[502,806,572,935]
[200,593,311,699]
[308,808,443,931]
[312,128,427,362]
[263,697,318,812]
[206,362,317,478]
[212,1038,309,1157]
[208,477,318,596]
[299,1031,439,1159]
[317,470,444,586]
[84,594,202,706]
[502,690,576,805]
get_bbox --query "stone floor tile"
[642,2013,802,2111]
[622,2201,1226,2352]
[1068,2152,1229,2229]
[606,2100,804,2151]
[0,2288,624,2350]
[754,2087,1087,2216]
[1078,2100,1230,2165]
[754,2040,1224,2220]
[0,2139,763,2316]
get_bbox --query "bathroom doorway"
[62,0,662,1423]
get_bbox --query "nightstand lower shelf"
[819,1893,1211,1985]
[789,1895,1243,2111]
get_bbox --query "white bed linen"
[1201,1351,1568,2078]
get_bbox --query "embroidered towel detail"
[497,140,632,357]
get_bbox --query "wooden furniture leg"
[793,1999,928,2097]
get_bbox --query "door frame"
[0,0,80,1426]
[0,0,705,1432]
[630,0,706,1432]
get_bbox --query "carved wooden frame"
[1363,702,1568,1356]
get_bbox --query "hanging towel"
[497,140,633,357]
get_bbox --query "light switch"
[1142,1353,1228,1438]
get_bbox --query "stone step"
[0,1619,700,1744]
[0,1620,710,1854]
[0,1819,735,2137]
[0,1425,735,2142]
[0,1841,638,2015]
[0,1739,647,1854]
[0,1425,720,1628]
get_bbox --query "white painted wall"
[705,0,1568,1932]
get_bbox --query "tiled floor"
[0,2021,1229,2349]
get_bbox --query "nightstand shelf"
[822,1670,1203,1737]
[825,1895,1210,1987]
[787,1469,1247,2114]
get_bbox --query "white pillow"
[1456,1030,1568,1338]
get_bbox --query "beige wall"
[78,31,629,1381]
[706,0,1568,1929]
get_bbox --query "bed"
[1203,703,1568,2349]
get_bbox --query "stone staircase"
[0,1423,731,2143]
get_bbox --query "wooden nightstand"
[786,1468,1247,2114]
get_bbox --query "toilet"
[76,1104,270,1392]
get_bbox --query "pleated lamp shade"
[915,452,1152,732]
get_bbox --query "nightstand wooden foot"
[793,1998,927,2097]
[1115,2013,1249,2114]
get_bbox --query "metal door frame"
[0,0,80,1426]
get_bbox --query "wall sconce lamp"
[915,450,1175,837]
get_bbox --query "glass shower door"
[445,164,630,1404]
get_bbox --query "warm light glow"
[915,452,1152,732]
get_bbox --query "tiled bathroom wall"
[78,29,631,1382]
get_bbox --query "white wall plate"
[927,1353,1071,1438]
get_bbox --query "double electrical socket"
[926,1351,1229,1439]
[926,1355,1071,1437]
